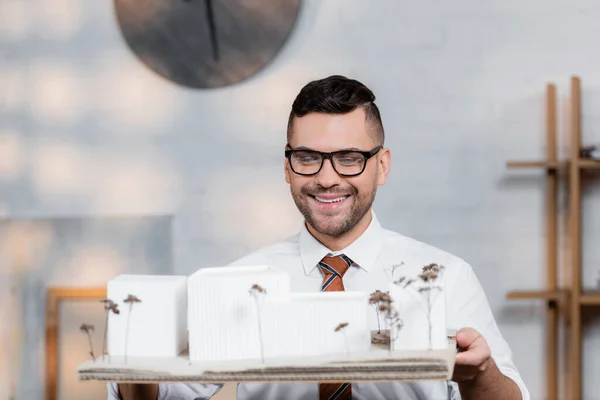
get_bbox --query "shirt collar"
[299,209,384,275]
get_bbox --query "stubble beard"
[291,185,376,237]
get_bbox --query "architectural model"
[85,264,453,384]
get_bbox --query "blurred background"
[1,0,600,399]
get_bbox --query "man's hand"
[452,327,491,381]
[118,383,159,400]
[451,328,522,400]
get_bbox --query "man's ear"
[377,148,391,186]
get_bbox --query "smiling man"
[112,75,529,400]
[284,104,384,250]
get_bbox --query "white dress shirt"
[108,210,529,400]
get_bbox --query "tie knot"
[318,254,352,278]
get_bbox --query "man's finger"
[455,347,488,366]
[456,327,480,349]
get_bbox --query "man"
[111,75,529,399]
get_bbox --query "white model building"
[187,265,371,362]
[260,292,370,359]
[107,274,188,358]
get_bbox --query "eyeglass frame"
[284,145,383,177]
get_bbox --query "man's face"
[285,108,390,237]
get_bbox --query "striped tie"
[318,254,353,400]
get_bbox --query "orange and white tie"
[318,254,353,400]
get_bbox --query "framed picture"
[0,215,173,399]
[46,287,107,400]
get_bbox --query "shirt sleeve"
[446,262,530,400]
[106,382,224,400]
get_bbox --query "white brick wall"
[2,0,600,398]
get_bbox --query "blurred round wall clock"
[113,0,302,89]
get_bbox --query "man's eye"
[294,153,321,163]
[298,157,319,163]
[337,155,363,164]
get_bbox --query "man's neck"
[306,210,373,252]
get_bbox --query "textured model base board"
[77,346,456,384]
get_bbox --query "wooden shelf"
[508,289,600,305]
[506,160,566,170]
[504,77,595,400]
[506,158,600,171]
[580,291,600,305]
[579,159,600,170]
[507,290,565,301]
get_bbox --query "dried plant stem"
[80,324,96,362]
[388,322,395,357]
[384,313,402,357]
[125,303,132,364]
[123,294,141,365]
[249,285,266,363]
[426,291,432,350]
[103,312,109,363]
[87,332,96,362]
[253,299,264,363]
[100,298,120,364]
[374,306,381,333]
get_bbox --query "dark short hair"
[287,75,384,144]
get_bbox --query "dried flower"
[335,322,348,332]
[368,290,389,305]
[419,263,442,282]
[100,299,120,315]
[124,294,141,304]
[249,284,266,294]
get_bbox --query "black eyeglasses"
[284,145,383,177]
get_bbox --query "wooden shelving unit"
[505,76,600,400]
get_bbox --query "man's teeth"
[315,196,347,203]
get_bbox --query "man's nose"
[314,159,342,188]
